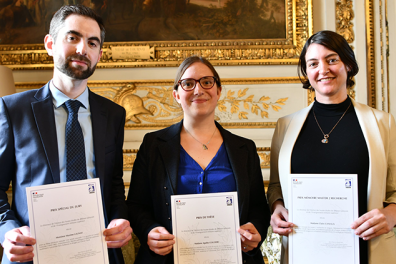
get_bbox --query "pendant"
[202,144,208,150]
[321,134,329,144]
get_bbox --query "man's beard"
[56,54,97,80]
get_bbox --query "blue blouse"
[177,143,237,194]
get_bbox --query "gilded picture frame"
[0,0,312,70]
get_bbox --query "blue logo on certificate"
[226,197,233,206]
[88,184,95,193]
[345,179,352,188]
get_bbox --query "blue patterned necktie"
[63,100,87,181]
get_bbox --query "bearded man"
[0,5,132,264]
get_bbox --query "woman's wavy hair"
[298,30,359,89]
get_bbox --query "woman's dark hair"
[298,30,359,89]
[50,5,105,48]
[173,56,221,90]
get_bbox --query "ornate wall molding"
[17,77,310,129]
[336,0,355,43]
[336,0,357,98]
[366,0,376,108]
[123,148,271,170]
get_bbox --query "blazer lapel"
[89,91,108,187]
[157,122,182,194]
[31,83,60,183]
[352,99,386,210]
[279,103,313,207]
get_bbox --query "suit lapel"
[32,83,60,183]
[218,123,248,219]
[352,100,386,210]
[279,104,312,207]
[89,91,108,188]
[157,122,182,194]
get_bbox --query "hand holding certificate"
[26,178,109,264]
[289,174,359,264]
[171,192,243,264]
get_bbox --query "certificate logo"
[345,179,352,188]
[32,192,44,199]
[292,179,302,184]
[88,184,95,194]
[175,200,186,206]
[226,197,233,206]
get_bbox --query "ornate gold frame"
[365,0,376,108]
[1,0,312,70]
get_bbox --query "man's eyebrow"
[66,30,83,38]
[66,30,101,43]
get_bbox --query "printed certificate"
[26,178,109,264]
[171,192,242,264]
[289,174,359,264]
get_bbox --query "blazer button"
[168,217,171,220]
[164,186,168,190]
[166,203,169,206]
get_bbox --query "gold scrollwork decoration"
[16,77,310,129]
[336,0,356,98]
[336,0,355,44]
[123,149,138,170]
[257,147,271,169]
[218,89,289,120]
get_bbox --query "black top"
[291,96,369,264]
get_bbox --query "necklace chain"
[312,101,352,144]
[184,126,217,150]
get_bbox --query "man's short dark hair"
[49,5,105,48]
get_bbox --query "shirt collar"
[49,80,89,109]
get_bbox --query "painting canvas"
[0,0,286,44]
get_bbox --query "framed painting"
[0,0,312,69]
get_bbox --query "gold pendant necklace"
[312,101,351,144]
[184,126,217,150]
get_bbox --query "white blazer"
[267,99,396,264]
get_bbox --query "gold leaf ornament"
[272,105,281,111]
[259,96,270,102]
[238,88,248,97]
[238,112,248,119]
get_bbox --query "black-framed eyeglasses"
[178,76,218,91]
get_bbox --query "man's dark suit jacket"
[127,121,271,264]
[0,83,128,264]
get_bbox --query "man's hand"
[3,226,36,262]
[103,219,132,248]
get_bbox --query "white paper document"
[171,192,242,264]
[289,174,359,264]
[26,178,109,264]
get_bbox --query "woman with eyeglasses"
[127,56,270,264]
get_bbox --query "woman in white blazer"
[267,30,396,264]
